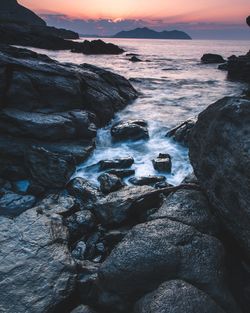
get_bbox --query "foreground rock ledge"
[189,96,250,258]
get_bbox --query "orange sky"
[20,0,249,23]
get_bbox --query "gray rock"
[106,168,135,178]
[0,192,36,217]
[152,153,172,172]
[98,173,124,194]
[0,207,76,313]
[130,56,142,62]
[99,157,134,170]
[66,210,95,241]
[26,146,75,188]
[149,189,219,236]
[99,218,239,313]
[129,175,166,186]
[134,280,226,313]
[67,177,101,202]
[201,54,225,64]
[166,119,196,146]
[88,185,162,226]
[111,120,149,141]
[189,96,250,258]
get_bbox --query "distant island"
[113,27,192,40]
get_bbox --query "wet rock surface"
[111,120,149,141]
[189,96,250,258]
[166,119,196,146]
[152,153,172,172]
[201,54,225,64]
[129,175,166,186]
[99,157,134,170]
[98,173,124,194]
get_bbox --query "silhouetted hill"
[113,27,192,40]
[0,0,46,26]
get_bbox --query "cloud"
[41,14,250,39]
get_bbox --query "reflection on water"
[29,39,247,185]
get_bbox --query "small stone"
[152,154,172,172]
[98,173,124,194]
[106,169,135,178]
[99,157,134,170]
[72,241,87,260]
[129,175,166,186]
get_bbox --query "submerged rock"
[201,54,225,64]
[129,56,142,62]
[111,120,149,141]
[189,96,250,258]
[152,153,172,172]
[134,280,226,313]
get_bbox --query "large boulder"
[111,120,149,141]
[98,188,239,313]
[201,54,225,64]
[189,97,250,258]
[134,280,226,313]
[0,207,76,313]
[226,52,250,83]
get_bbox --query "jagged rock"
[129,175,166,186]
[99,157,134,170]
[189,96,250,258]
[226,52,250,82]
[0,207,76,313]
[67,177,101,202]
[152,153,172,172]
[72,241,87,261]
[111,120,149,141]
[201,54,225,64]
[134,280,226,313]
[0,192,36,216]
[26,147,75,188]
[98,173,124,194]
[166,119,196,145]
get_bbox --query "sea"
[28,39,249,186]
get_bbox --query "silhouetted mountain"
[0,0,46,26]
[113,27,192,40]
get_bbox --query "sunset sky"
[20,0,250,39]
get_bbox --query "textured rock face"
[134,280,226,313]
[166,119,196,146]
[189,97,250,258]
[98,189,239,313]
[0,0,46,26]
[226,52,250,83]
[0,45,137,189]
[111,120,149,141]
[0,208,76,313]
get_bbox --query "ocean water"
[29,39,249,186]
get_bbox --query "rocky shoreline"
[0,4,250,312]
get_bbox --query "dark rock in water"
[106,169,135,178]
[226,51,250,82]
[26,147,75,189]
[166,119,196,145]
[218,62,229,70]
[0,192,36,217]
[189,96,250,258]
[126,53,140,57]
[71,39,124,55]
[99,157,134,170]
[71,305,97,313]
[152,153,172,172]
[201,54,225,64]
[98,173,124,194]
[246,16,250,27]
[111,120,149,141]
[0,206,76,313]
[129,56,142,62]
[83,185,162,226]
[0,0,46,26]
[134,280,226,313]
[129,175,166,186]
